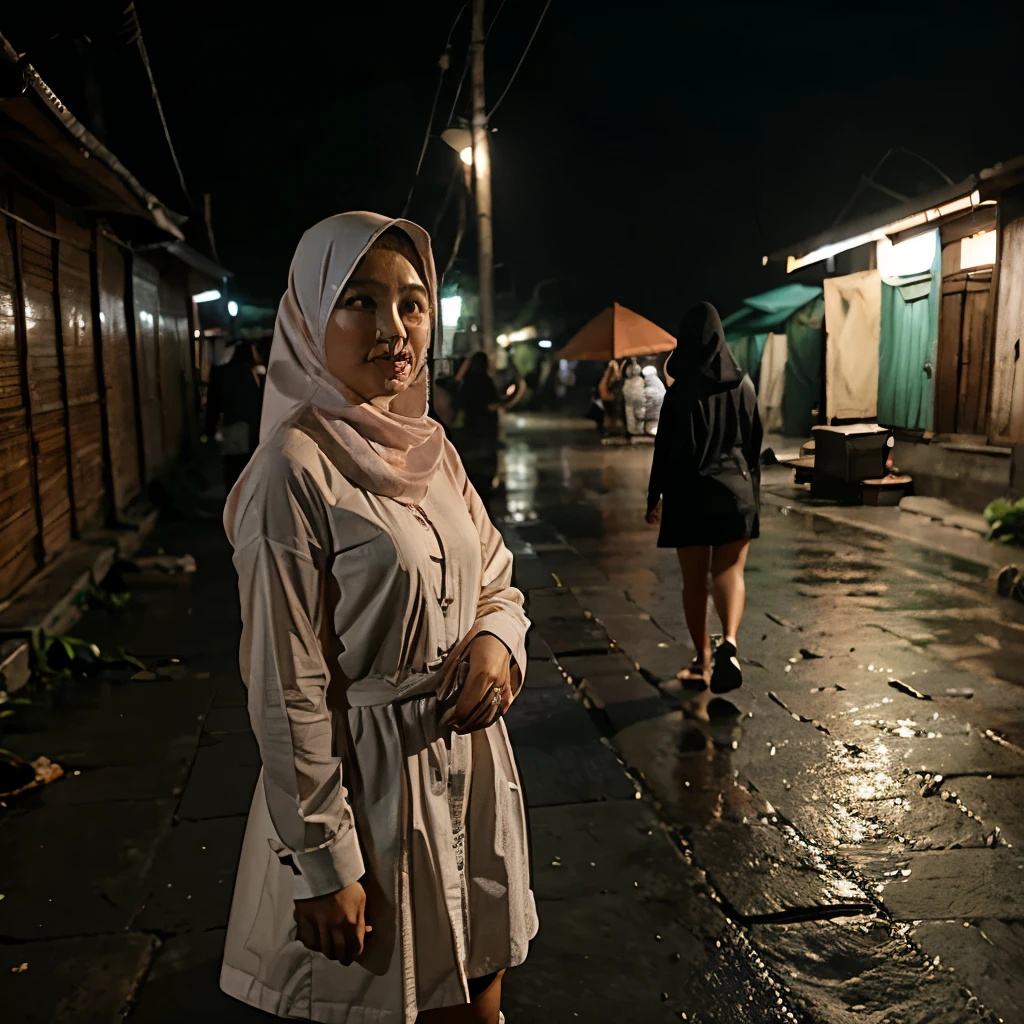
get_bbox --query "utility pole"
[469,0,495,360]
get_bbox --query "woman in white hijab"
[220,212,536,1023]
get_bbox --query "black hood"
[666,302,742,387]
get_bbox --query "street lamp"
[440,3,495,363]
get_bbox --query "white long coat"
[220,415,537,1022]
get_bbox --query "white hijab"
[225,212,445,539]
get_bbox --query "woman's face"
[324,246,431,404]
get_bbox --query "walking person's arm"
[646,388,676,521]
[740,378,764,497]
[232,453,369,964]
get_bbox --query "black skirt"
[657,475,760,549]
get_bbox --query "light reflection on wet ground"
[500,415,1024,1022]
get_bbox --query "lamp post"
[440,0,495,361]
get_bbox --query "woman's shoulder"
[247,424,326,486]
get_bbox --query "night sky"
[7,1,1024,334]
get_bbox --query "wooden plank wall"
[56,214,106,531]
[989,184,1024,443]
[0,182,199,599]
[97,237,142,514]
[0,215,41,596]
[12,185,73,563]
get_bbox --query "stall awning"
[559,303,676,361]
[722,283,823,340]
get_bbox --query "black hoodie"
[648,302,762,514]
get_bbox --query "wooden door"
[937,270,994,435]
[0,215,41,597]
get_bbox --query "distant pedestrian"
[622,358,646,436]
[598,359,625,433]
[456,350,501,511]
[205,341,264,494]
[646,302,763,691]
[641,363,666,434]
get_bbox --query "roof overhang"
[0,32,185,240]
[770,155,1024,274]
[771,177,981,274]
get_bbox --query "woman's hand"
[294,880,371,965]
[451,633,515,733]
[645,501,661,525]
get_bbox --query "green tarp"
[877,245,940,431]
[782,298,825,437]
[722,283,824,341]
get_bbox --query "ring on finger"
[491,685,503,706]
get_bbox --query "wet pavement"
[498,414,1024,1024]
[1,418,1022,1022]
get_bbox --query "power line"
[401,2,468,217]
[443,0,505,131]
[488,0,553,120]
[129,3,193,207]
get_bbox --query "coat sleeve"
[446,443,530,677]
[232,452,364,900]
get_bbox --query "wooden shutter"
[0,215,40,597]
[56,214,105,529]
[132,258,164,481]
[16,214,72,559]
[97,237,142,513]
[158,273,191,464]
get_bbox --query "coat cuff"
[286,829,366,901]
[475,617,528,679]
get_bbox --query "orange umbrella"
[558,303,676,361]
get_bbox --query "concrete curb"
[0,508,158,694]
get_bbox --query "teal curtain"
[782,298,825,437]
[877,245,940,431]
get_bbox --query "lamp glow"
[227,300,239,317]
[440,295,463,329]
[538,339,553,349]
[876,229,937,279]
[460,146,473,167]
[193,289,221,303]
[960,230,997,270]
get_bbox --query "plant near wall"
[984,497,1024,544]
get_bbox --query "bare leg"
[416,971,504,1024]
[709,540,750,646]
[676,546,712,671]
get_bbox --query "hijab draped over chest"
[224,212,445,542]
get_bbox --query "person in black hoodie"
[646,302,763,693]
[205,341,265,495]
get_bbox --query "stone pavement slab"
[0,798,174,940]
[134,816,247,933]
[0,932,156,1024]
[503,686,636,806]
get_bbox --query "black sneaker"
[710,641,743,694]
